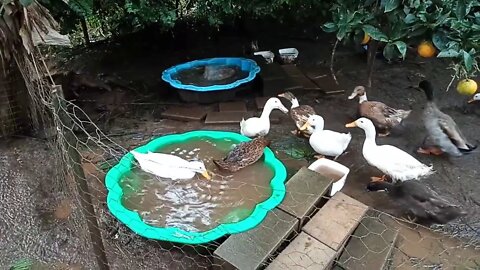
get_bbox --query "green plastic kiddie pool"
[105,130,287,244]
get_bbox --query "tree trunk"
[80,17,91,46]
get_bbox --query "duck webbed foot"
[370,175,388,182]
[378,131,391,137]
[417,146,443,156]
[314,154,325,159]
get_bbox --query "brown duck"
[348,86,411,136]
[278,91,316,137]
[213,137,270,172]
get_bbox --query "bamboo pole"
[52,85,109,270]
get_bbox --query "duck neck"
[363,126,377,147]
[260,105,274,119]
[358,93,368,104]
[291,97,300,108]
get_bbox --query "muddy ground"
[1,23,480,269]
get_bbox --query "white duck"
[345,117,433,182]
[130,151,211,180]
[240,97,288,137]
[300,115,352,159]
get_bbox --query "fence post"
[52,85,109,270]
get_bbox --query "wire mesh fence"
[1,48,480,270]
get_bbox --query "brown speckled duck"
[278,91,316,137]
[213,136,270,172]
[348,86,411,136]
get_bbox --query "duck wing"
[437,114,476,151]
[291,105,316,127]
[360,101,407,129]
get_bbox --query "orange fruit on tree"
[457,79,478,96]
[361,33,370,45]
[417,41,436,58]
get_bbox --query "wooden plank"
[277,167,332,230]
[302,192,369,251]
[219,101,248,112]
[266,232,336,270]
[161,106,209,121]
[214,208,298,270]
[205,111,253,124]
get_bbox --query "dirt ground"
[2,24,480,269]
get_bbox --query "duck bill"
[347,92,358,100]
[299,122,310,131]
[201,171,211,180]
[345,121,357,128]
[280,105,289,114]
[468,98,476,104]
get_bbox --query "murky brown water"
[120,137,274,232]
[173,65,249,86]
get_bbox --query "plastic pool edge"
[105,130,287,244]
[161,57,261,92]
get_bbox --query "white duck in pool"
[345,117,433,182]
[130,151,211,180]
[240,97,288,137]
[300,114,352,159]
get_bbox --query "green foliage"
[324,0,480,78]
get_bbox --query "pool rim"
[161,57,261,92]
[105,130,287,244]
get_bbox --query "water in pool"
[120,137,274,232]
[173,65,250,87]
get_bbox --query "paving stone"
[262,78,302,97]
[261,63,287,80]
[219,101,248,112]
[161,106,209,121]
[301,67,345,95]
[204,111,253,124]
[281,64,305,77]
[277,167,332,230]
[336,210,398,270]
[214,208,298,270]
[303,192,369,251]
[266,232,336,270]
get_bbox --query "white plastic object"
[307,158,350,196]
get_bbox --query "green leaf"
[362,25,388,42]
[463,51,473,72]
[456,0,466,19]
[384,0,401,12]
[383,43,397,60]
[404,14,417,23]
[19,0,33,6]
[437,49,460,58]
[432,31,448,50]
[393,41,407,59]
[322,22,337,32]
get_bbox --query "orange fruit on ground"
[457,79,478,96]
[417,41,436,58]
[361,33,370,45]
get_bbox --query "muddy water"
[173,65,249,86]
[120,137,274,232]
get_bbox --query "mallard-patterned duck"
[348,86,411,136]
[301,115,352,159]
[346,118,433,182]
[367,180,467,224]
[417,80,477,156]
[278,91,316,137]
[213,136,270,172]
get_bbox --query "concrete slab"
[219,101,247,112]
[266,232,336,270]
[204,111,253,124]
[302,192,369,251]
[214,208,298,270]
[161,106,209,121]
[277,167,332,230]
[336,210,398,270]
